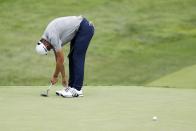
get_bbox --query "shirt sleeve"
[50,33,62,51]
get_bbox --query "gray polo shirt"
[42,16,83,51]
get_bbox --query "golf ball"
[152,116,157,121]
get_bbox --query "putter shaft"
[40,83,53,97]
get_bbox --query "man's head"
[35,41,48,55]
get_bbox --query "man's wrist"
[53,74,58,78]
[61,75,66,79]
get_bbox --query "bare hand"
[51,76,58,85]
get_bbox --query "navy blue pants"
[68,18,94,91]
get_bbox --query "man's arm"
[51,49,67,86]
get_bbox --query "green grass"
[0,0,196,86]
[0,86,196,131]
[148,64,196,88]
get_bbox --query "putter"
[40,83,53,97]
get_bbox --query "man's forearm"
[53,49,66,79]
[60,64,66,78]
[53,61,63,78]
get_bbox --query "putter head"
[40,85,51,97]
[40,93,48,97]
[40,92,48,97]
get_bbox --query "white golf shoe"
[61,87,83,98]
[73,88,83,97]
[56,88,66,96]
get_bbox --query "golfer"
[35,16,94,97]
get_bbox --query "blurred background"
[0,0,196,87]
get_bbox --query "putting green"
[147,65,196,88]
[0,86,196,131]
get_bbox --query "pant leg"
[68,41,74,87]
[69,18,94,90]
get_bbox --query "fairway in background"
[147,64,196,88]
[0,0,196,86]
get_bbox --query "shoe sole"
[56,92,62,96]
[60,94,83,98]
